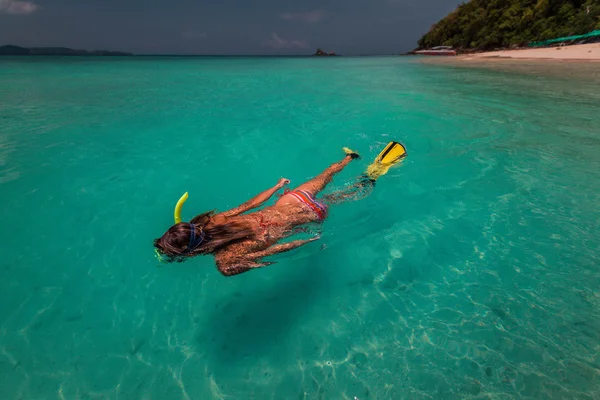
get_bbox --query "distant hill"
[0,45,132,56]
[418,0,600,51]
[0,45,29,55]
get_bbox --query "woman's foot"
[343,147,360,160]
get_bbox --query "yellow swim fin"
[365,141,407,181]
[343,147,360,159]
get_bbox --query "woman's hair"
[154,211,255,263]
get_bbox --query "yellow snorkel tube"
[155,191,190,263]
[174,192,189,224]
[365,141,407,181]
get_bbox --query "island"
[313,48,337,56]
[0,45,133,56]
[415,0,600,53]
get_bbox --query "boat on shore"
[414,46,457,56]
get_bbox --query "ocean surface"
[1,56,599,399]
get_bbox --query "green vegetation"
[418,0,600,50]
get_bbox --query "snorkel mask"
[155,191,198,262]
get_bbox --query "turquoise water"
[1,56,600,399]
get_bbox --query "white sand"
[463,43,600,61]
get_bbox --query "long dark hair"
[153,211,255,262]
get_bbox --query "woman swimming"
[154,149,361,276]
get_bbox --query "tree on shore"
[418,0,600,51]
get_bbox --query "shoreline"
[426,43,600,62]
[416,43,600,81]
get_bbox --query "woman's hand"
[277,178,291,188]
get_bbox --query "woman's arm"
[216,258,274,277]
[244,237,318,259]
[215,237,319,276]
[217,178,290,218]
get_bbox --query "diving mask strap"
[186,223,206,253]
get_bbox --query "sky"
[0,0,462,55]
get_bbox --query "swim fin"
[365,141,407,181]
[343,147,360,159]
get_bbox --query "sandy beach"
[462,42,600,61]
[418,42,600,81]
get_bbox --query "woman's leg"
[321,178,374,204]
[293,155,354,195]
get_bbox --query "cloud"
[265,33,309,50]
[280,10,324,23]
[0,0,40,14]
